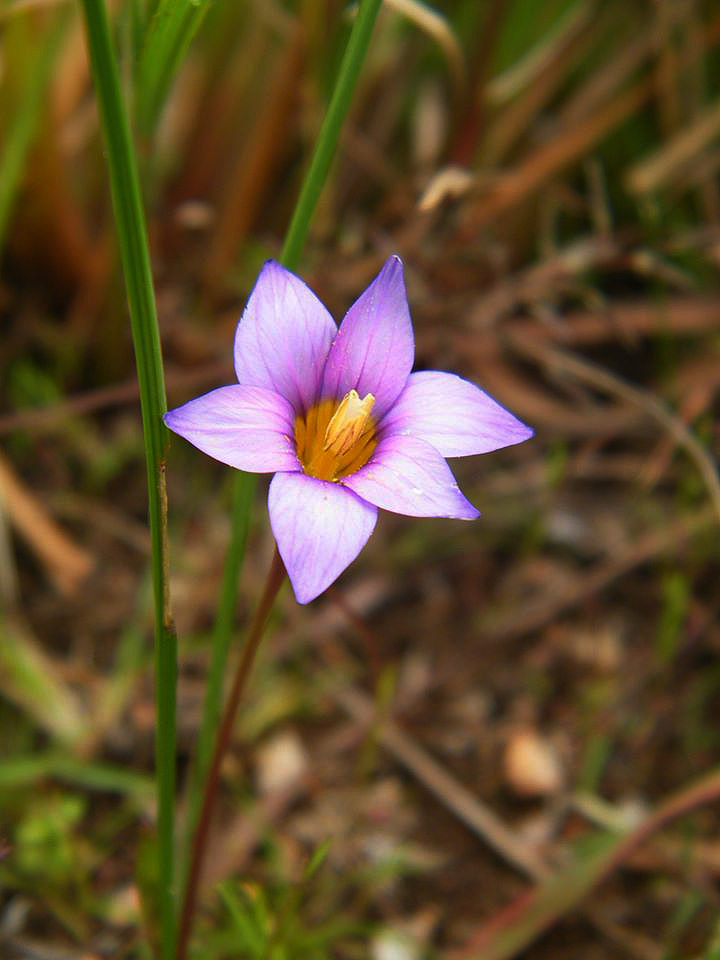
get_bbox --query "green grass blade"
[78,2,176,957]
[0,12,68,256]
[135,0,212,137]
[281,0,383,272]
[0,614,86,746]
[0,753,154,799]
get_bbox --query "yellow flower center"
[295,390,378,482]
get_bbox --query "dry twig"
[510,335,720,525]
[0,451,93,595]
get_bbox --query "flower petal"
[343,434,479,519]
[320,256,414,418]
[381,371,533,457]
[164,385,300,473]
[234,261,337,413]
[269,472,377,604]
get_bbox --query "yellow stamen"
[323,389,375,456]
[295,390,378,482]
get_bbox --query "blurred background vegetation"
[1,0,719,957]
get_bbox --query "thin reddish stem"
[177,547,286,960]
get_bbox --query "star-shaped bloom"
[165,257,532,603]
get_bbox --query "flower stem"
[176,547,286,960]
[78,2,176,958]
[179,473,255,899]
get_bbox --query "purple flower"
[165,257,532,603]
